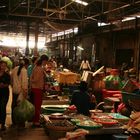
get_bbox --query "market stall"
[42,112,129,140]
[40,66,140,140]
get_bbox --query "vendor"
[70,81,96,116]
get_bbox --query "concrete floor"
[0,126,50,140]
[0,87,50,140]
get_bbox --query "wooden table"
[89,124,124,135]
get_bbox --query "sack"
[13,99,35,123]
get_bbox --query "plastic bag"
[13,99,35,123]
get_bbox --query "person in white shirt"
[11,58,29,127]
[80,58,91,71]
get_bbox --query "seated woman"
[70,81,96,116]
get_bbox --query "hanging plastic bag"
[13,99,35,123]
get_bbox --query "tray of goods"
[89,109,103,114]
[76,120,102,130]
[91,113,113,119]
[71,118,81,124]
[93,118,118,126]
[108,113,129,122]
[71,114,90,123]
[44,107,66,114]
[49,113,70,120]
[45,119,75,131]
[45,95,58,100]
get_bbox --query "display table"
[88,125,124,135]
[85,125,126,140]
[43,118,125,140]
[43,113,128,140]
[57,72,78,84]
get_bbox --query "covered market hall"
[0,0,140,140]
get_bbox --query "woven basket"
[45,120,75,140]
[45,120,75,131]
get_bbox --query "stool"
[112,134,129,140]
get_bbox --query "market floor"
[0,126,50,140]
[0,87,50,140]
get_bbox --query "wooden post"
[25,21,30,56]
[34,21,39,56]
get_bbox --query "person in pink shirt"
[30,54,48,127]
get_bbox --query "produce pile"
[47,120,73,127]
[103,75,123,90]
[45,119,75,131]
[71,114,102,129]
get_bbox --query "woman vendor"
[71,81,96,116]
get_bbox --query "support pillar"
[25,21,30,56]
[34,21,39,56]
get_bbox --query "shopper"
[11,58,29,127]
[71,81,95,116]
[27,56,38,103]
[27,56,38,78]
[30,54,48,127]
[0,60,11,131]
